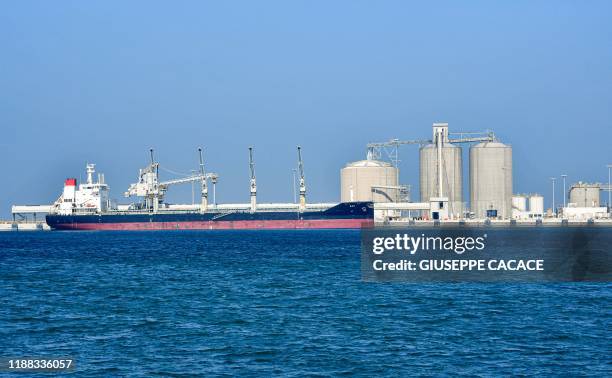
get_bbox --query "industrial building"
[569,182,601,207]
[560,182,608,220]
[512,194,544,219]
[351,122,514,221]
[347,122,610,223]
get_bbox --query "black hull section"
[46,202,374,230]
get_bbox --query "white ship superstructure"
[54,164,110,215]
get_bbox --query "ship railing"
[101,202,337,216]
[72,209,99,215]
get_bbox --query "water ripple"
[0,231,610,376]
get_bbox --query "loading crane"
[124,148,218,212]
[297,146,306,211]
[249,147,257,212]
[366,130,496,165]
[123,148,160,212]
[198,147,208,212]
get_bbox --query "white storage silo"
[419,124,463,217]
[512,195,527,212]
[470,142,513,219]
[529,194,544,216]
[568,182,600,207]
[341,159,398,203]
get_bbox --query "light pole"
[550,177,556,217]
[561,174,567,209]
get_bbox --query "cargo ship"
[45,148,374,230]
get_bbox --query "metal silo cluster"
[417,123,513,219]
[363,122,515,219]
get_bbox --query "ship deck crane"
[297,146,306,211]
[124,148,218,213]
[198,147,208,212]
[249,147,257,212]
[148,148,160,212]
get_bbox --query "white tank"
[569,182,600,207]
[419,143,463,217]
[470,142,513,219]
[512,195,527,212]
[341,159,398,202]
[529,194,544,215]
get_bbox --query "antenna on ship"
[297,146,306,211]
[198,147,208,212]
[249,147,257,212]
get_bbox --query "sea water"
[0,230,610,376]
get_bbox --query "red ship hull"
[50,218,374,231]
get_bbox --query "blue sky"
[1,1,611,217]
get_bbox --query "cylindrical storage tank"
[512,195,527,212]
[419,143,463,217]
[569,183,600,207]
[470,142,513,219]
[341,160,398,203]
[529,194,544,215]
